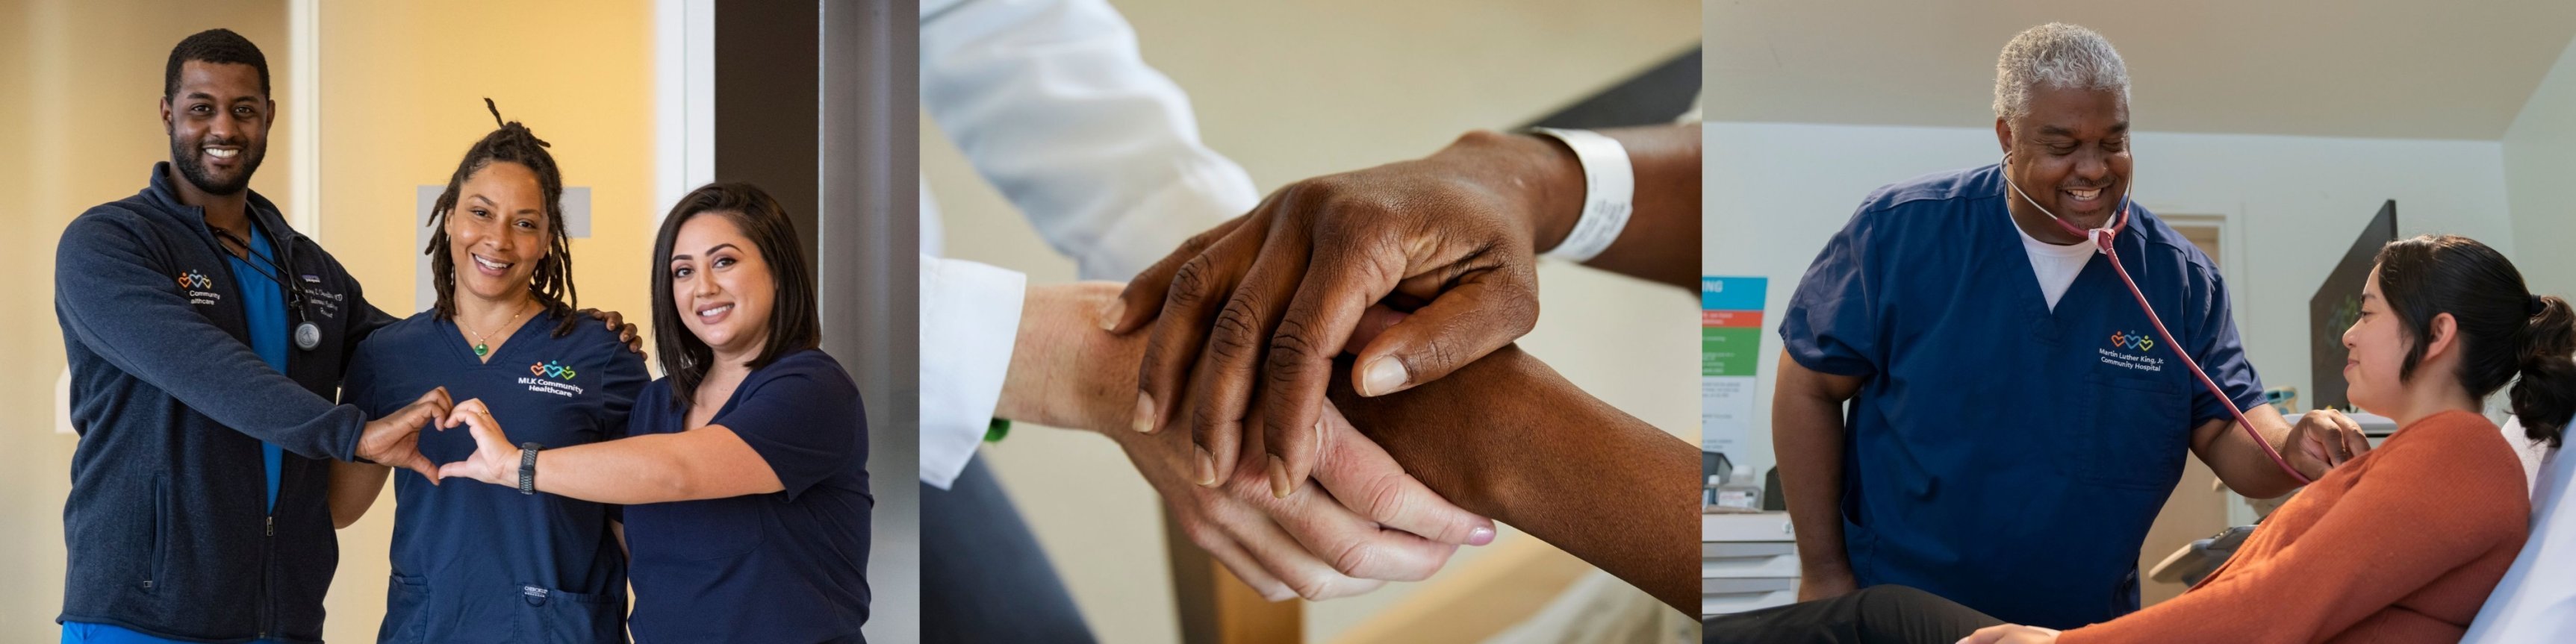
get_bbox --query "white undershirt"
[2016,220,2098,311]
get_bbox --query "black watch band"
[518,443,542,495]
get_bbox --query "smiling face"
[162,60,270,196]
[444,161,550,304]
[2342,266,2410,415]
[1999,84,2131,234]
[668,213,775,360]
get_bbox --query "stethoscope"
[208,217,324,351]
[2000,153,2312,484]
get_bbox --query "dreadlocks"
[426,99,580,337]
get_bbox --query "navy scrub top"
[1779,163,2265,629]
[623,348,870,644]
[344,310,648,643]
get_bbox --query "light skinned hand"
[1958,624,2061,644]
[1010,282,1496,601]
[432,398,520,487]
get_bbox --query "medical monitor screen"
[2312,200,2397,412]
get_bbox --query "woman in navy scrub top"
[440,182,871,644]
[331,114,649,643]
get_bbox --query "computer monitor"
[2312,200,2398,412]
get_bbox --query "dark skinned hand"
[1104,130,1585,498]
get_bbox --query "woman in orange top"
[1706,234,2573,644]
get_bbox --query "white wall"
[2505,35,2576,298]
[1706,122,2515,477]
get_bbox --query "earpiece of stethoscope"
[2000,154,2314,485]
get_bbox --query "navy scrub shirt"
[1778,163,2265,629]
[623,348,871,643]
[345,310,648,643]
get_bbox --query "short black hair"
[164,28,270,100]
[650,182,823,409]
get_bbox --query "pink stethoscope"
[2001,154,2312,484]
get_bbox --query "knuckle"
[1286,572,1341,601]
[1410,334,1466,373]
[1189,405,1241,447]
[1168,257,1219,308]
[1358,472,1416,523]
[1268,316,1325,363]
[1207,300,1263,363]
[1328,540,1378,577]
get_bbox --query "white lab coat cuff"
[918,255,1027,490]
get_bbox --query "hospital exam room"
[1702,1,2576,642]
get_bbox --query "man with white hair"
[1762,23,2368,628]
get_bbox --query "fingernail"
[1267,456,1293,498]
[1192,446,1218,487]
[1360,357,1407,397]
[1131,392,1156,434]
[1097,298,1124,331]
[1466,525,1496,546]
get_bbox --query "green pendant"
[473,343,490,357]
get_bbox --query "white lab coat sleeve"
[918,254,1027,489]
[921,0,1260,281]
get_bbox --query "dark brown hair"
[425,99,578,337]
[651,182,821,408]
[2374,234,2573,447]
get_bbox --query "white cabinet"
[1703,512,1799,617]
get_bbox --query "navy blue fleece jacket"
[54,163,396,643]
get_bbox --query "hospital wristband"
[1528,127,1634,263]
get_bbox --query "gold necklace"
[461,301,534,357]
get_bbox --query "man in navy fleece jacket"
[50,29,457,643]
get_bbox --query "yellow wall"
[316,2,657,643]
[3,0,292,636]
[1,1,655,641]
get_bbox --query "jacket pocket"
[378,573,431,643]
[144,472,167,593]
[511,584,627,644]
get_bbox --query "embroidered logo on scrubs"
[2108,330,2154,352]
[2099,330,2167,372]
[529,360,578,380]
[178,269,220,305]
[519,360,585,398]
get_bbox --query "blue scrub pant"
[923,456,1096,643]
[61,622,281,644]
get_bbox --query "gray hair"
[1993,23,2129,120]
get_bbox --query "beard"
[168,135,264,196]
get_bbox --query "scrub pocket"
[2071,372,2189,489]
[378,573,430,643]
[511,584,626,644]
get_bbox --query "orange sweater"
[2058,410,2530,644]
